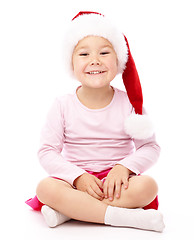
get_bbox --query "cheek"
[72,59,88,80]
[73,59,83,74]
[77,58,87,71]
[108,58,118,75]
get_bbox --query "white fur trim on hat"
[63,13,128,77]
[124,114,154,139]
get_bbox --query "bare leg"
[36,177,108,224]
[36,175,158,224]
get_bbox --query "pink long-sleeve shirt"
[38,87,160,186]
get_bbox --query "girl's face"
[72,36,118,89]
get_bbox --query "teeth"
[89,71,103,74]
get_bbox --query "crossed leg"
[36,175,158,224]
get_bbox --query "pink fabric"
[25,169,158,211]
[25,196,44,211]
[38,87,160,187]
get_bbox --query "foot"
[41,205,71,227]
[105,206,165,232]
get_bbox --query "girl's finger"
[107,181,115,201]
[115,180,122,199]
[123,177,129,190]
[92,181,104,199]
[87,187,102,200]
[95,177,104,189]
[103,180,108,199]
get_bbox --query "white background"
[1,0,194,239]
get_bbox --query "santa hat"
[64,11,154,139]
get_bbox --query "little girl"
[26,11,165,232]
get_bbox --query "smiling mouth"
[86,71,106,75]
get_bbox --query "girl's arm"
[117,134,161,175]
[103,134,160,201]
[38,98,86,187]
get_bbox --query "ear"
[124,114,154,139]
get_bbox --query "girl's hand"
[74,173,105,201]
[103,165,132,201]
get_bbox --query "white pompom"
[124,114,154,139]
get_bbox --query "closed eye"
[100,52,110,55]
[79,53,89,56]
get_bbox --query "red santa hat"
[64,11,154,139]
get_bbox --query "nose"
[90,55,101,66]
[91,61,100,66]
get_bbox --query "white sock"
[41,205,71,228]
[104,206,165,232]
